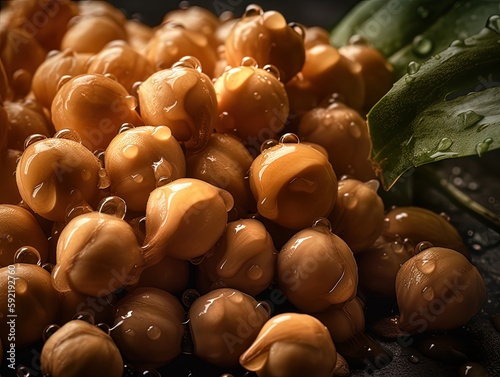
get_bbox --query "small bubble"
[172,56,202,72]
[412,35,433,57]
[147,325,162,340]
[436,137,453,151]
[246,265,263,280]
[97,323,111,334]
[416,256,436,274]
[253,92,261,100]
[241,56,258,67]
[119,123,135,134]
[255,301,272,317]
[263,64,281,81]
[141,370,162,377]
[43,324,60,341]
[152,125,172,141]
[391,241,404,254]
[54,128,82,143]
[243,4,263,18]
[487,14,500,33]
[416,241,434,253]
[97,168,111,189]
[476,138,493,157]
[182,289,200,308]
[132,173,144,183]
[97,196,127,219]
[421,286,435,301]
[189,254,205,265]
[279,133,300,144]
[16,365,31,377]
[41,262,54,273]
[288,22,305,39]
[408,354,420,364]
[14,246,41,266]
[23,134,47,150]
[81,169,92,181]
[364,179,380,192]
[122,144,139,159]
[312,217,332,231]
[407,61,421,75]
[73,311,95,325]
[123,364,136,377]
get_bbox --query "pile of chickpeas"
[0,1,487,377]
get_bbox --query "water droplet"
[477,123,490,132]
[246,265,263,280]
[421,286,435,301]
[279,133,300,144]
[241,56,258,67]
[408,355,420,364]
[364,179,380,192]
[289,177,318,193]
[416,241,433,253]
[152,125,171,141]
[253,92,261,100]
[97,323,111,334]
[97,196,127,219]
[172,56,202,72]
[54,128,82,143]
[189,255,205,265]
[147,325,162,340]
[433,54,441,60]
[348,121,361,138]
[243,4,263,17]
[182,289,200,308]
[436,137,453,151]
[98,168,111,189]
[405,75,416,84]
[122,144,139,159]
[288,22,305,39]
[141,370,162,377]
[412,35,433,57]
[263,64,281,81]
[255,301,272,317]
[119,123,135,134]
[391,241,404,254]
[407,61,421,75]
[23,134,47,150]
[43,324,60,341]
[459,110,484,129]
[14,246,41,266]
[476,138,493,157]
[450,39,464,47]
[487,15,500,33]
[57,74,72,91]
[312,217,332,232]
[41,262,54,273]
[16,365,31,377]
[416,257,436,274]
[73,311,95,325]
[132,173,144,183]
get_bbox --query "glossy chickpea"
[87,41,155,94]
[51,74,143,151]
[15,135,102,222]
[301,44,365,111]
[186,133,255,217]
[61,16,127,54]
[214,62,289,146]
[144,24,217,76]
[396,246,486,333]
[52,211,144,297]
[125,19,154,52]
[304,26,330,48]
[137,57,217,151]
[41,320,123,377]
[143,178,234,264]
[3,99,53,150]
[0,204,48,267]
[0,148,22,204]
[32,49,90,109]
[105,125,186,212]
[249,136,337,230]
[240,313,337,377]
[339,40,394,112]
[197,219,277,296]
[0,264,59,348]
[225,5,305,83]
[297,103,376,181]
[383,206,469,259]
[277,221,358,313]
[189,288,269,368]
[329,178,384,253]
[58,289,114,325]
[112,288,185,369]
[134,255,190,296]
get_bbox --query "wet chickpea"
[225,6,305,83]
[51,74,143,151]
[214,63,289,145]
[240,313,337,377]
[304,26,331,48]
[196,218,277,296]
[143,178,234,264]
[0,148,22,204]
[0,264,59,349]
[32,49,90,109]
[383,206,469,259]
[125,19,154,52]
[86,41,155,94]
[189,288,269,367]
[15,135,102,222]
[3,99,53,150]
[61,16,127,54]
[134,255,190,295]
[186,132,255,217]
[137,57,217,151]
[339,40,394,112]
[301,44,365,110]
[284,74,319,133]
[329,178,384,253]
[112,287,185,369]
[41,319,123,377]
[144,24,217,76]
[249,138,337,230]
[0,204,48,267]
[105,125,186,212]
[58,289,114,325]
[277,222,358,313]
[297,103,376,181]
[396,246,486,333]
[52,212,144,297]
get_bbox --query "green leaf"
[367,24,500,190]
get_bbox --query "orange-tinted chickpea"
[0,204,48,267]
[137,57,217,151]
[214,62,289,149]
[87,41,155,94]
[0,148,22,204]
[105,125,186,213]
[297,103,376,181]
[225,5,305,83]
[304,26,330,48]
[125,19,154,52]
[249,136,337,230]
[51,74,143,151]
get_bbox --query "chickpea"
[196,218,277,296]
[225,5,305,83]
[76,0,126,26]
[297,103,376,181]
[86,40,155,94]
[329,178,384,253]
[249,136,337,230]
[277,221,358,313]
[0,204,48,267]
[105,125,186,213]
[213,63,289,146]
[284,74,319,133]
[0,148,22,204]
[137,57,217,151]
[0,264,59,349]
[51,74,143,151]
[240,313,337,377]
[41,319,123,377]
[143,178,234,263]
[304,26,331,48]
[61,16,127,54]
[112,288,185,369]
[396,246,486,333]
[189,288,269,367]
[186,132,255,217]
[134,255,190,296]
[125,19,154,52]
[52,211,144,297]
[215,17,239,47]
